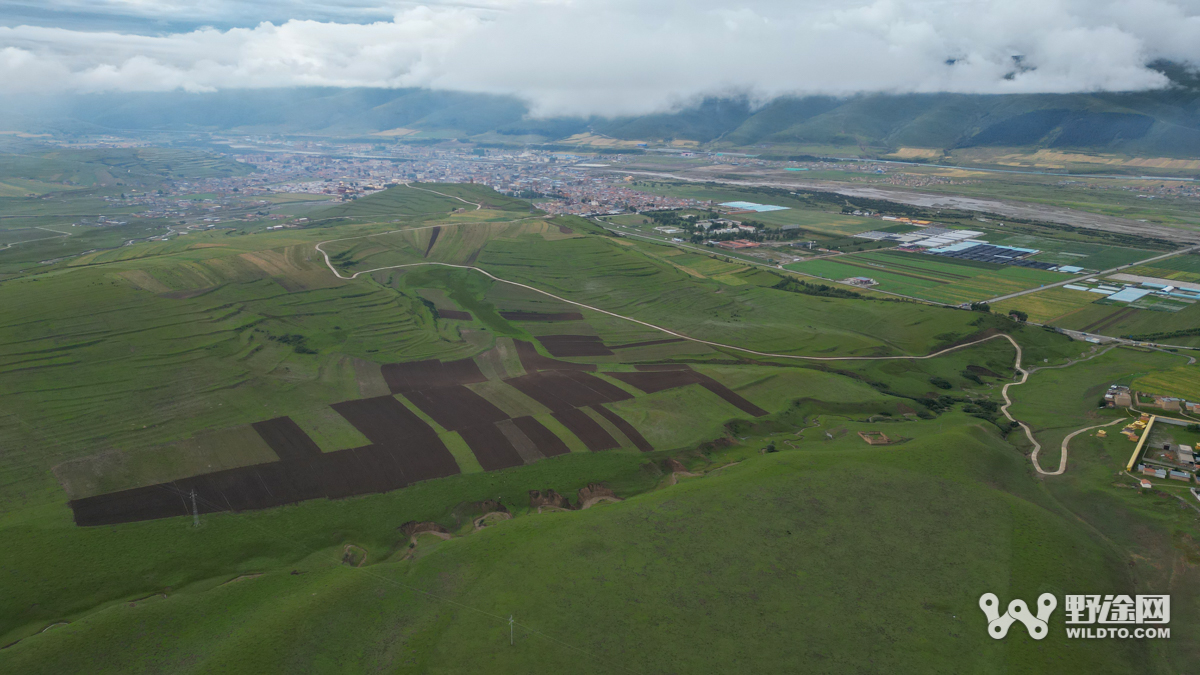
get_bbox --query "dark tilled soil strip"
[500,310,585,321]
[252,417,323,462]
[611,368,768,417]
[537,334,602,343]
[1083,307,1139,334]
[381,359,441,393]
[330,397,460,481]
[610,338,687,350]
[506,371,629,410]
[511,416,571,457]
[438,309,472,320]
[697,381,769,417]
[589,405,653,451]
[72,394,473,526]
[331,395,441,444]
[68,435,473,526]
[424,226,441,257]
[552,408,620,451]
[458,423,526,471]
[505,373,573,412]
[538,337,614,357]
[382,358,488,393]
[403,385,509,431]
[561,370,634,403]
[537,334,614,356]
[513,340,597,372]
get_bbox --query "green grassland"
[787,250,1067,304]
[1,181,1198,673]
[0,148,251,188]
[0,220,173,274]
[1052,302,1200,346]
[3,410,1192,673]
[986,232,1157,270]
[314,183,534,221]
[1133,365,1200,402]
[1123,253,1200,284]
[993,286,1103,323]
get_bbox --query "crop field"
[1121,252,1200,284]
[737,208,874,235]
[3,180,1199,673]
[992,286,1102,323]
[986,232,1156,269]
[1052,302,1200,345]
[786,250,1067,303]
[1132,365,1200,401]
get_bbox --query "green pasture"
[993,286,1102,323]
[1,181,1198,673]
[786,250,1067,304]
[1,411,1185,673]
[1123,253,1200,284]
[1052,302,1200,345]
[986,233,1157,269]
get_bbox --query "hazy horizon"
[2,1,1200,117]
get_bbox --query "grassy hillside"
[0,415,1167,674]
[0,183,1196,672]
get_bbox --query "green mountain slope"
[8,67,1200,156]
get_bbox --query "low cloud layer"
[3,0,1200,117]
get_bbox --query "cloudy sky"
[2,0,1199,116]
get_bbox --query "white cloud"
[2,0,1200,116]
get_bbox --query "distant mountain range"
[6,62,1200,157]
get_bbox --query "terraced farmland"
[5,180,1198,675]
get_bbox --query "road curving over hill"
[317,226,1136,476]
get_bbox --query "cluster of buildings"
[856,224,1065,271]
[1053,178,1200,201]
[1104,385,1199,414]
[1080,274,1200,305]
[696,218,756,235]
[1104,389,1199,483]
[1127,414,1199,484]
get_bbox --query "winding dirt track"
[999,344,1133,475]
[404,183,482,211]
[316,203,1143,476]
